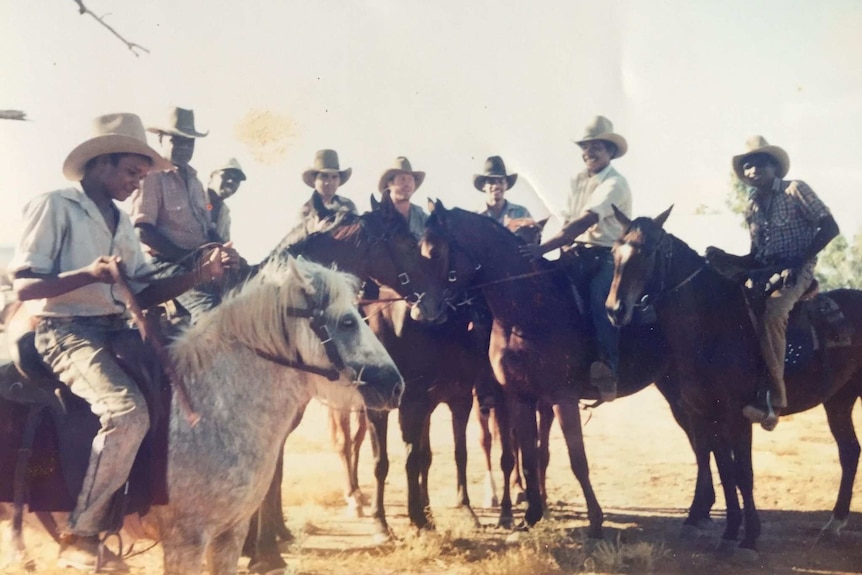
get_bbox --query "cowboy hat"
[572,115,628,158]
[62,113,173,181]
[732,135,790,180]
[378,156,425,193]
[473,156,518,192]
[301,149,352,187]
[147,106,209,138]
[211,157,247,181]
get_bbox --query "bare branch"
[71,0,150,57]
[0,110,28,121]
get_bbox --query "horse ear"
[370,193,381,211]
[286,255,312,292]
[427,198,436,213]
[537,217,549,231]
[612,205,632,229]
[654,205,674,228]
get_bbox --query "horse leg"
[493,394,517,529]
[450,394,480,526]
[365,408,392,541]
[553,398,603,538]
[207,521,251,575]
[161,522,207,575]
[400,401,435,530]
[510,396,543,528]
[329,407,362,517]
[536,399,555,513]
[350,409,369,507]
[732,420,760,557]
[476,396,499,508]
[821,382,861,535]
[244,454,288,574]
[699,421,743,555]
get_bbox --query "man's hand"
[780,266,800,289]
[704,246,726,263]
[87,256,121,284]
[519,244,545,261]
[219,241,241,269]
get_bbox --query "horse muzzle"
[355,363,404,411]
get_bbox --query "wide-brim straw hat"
[473,155,518,192]
[378,156,425,193]
[211,157,247,180]
[147,106,209,138]
[301,149,352,187]
[732,135,790,180]
[63,113,172,181]
[572,115,628,159]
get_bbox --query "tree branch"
[71,0,149,57]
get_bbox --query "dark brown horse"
[420,201,681,537]
[606,206,862,558]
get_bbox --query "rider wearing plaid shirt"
[708,136,838,430]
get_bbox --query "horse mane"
[170,256,360,378]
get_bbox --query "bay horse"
[420,201,683,537]
[606,206,862,557]
[277,194,488,537]
[1,256,404,574]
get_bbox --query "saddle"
[784,287,854,373]
[0,328,171,533]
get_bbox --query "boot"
[58,533,129,573]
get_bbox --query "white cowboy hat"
[732,135,790,180]
[473,156,518,192]
[301,149,352,187]
[62,113,172,181]
[147,106,209,138]
[211,157,247,181]
[378,156,425,193]
[572,115,628,159]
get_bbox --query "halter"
[362,221,425,307]
[254,292,346,382]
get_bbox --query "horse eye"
[340,315,357,329]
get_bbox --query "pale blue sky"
[2,0,861,260]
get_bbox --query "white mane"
[170,256,361,379]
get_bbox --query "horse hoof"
[483,496,499,508]
[514,492,527,505]
[733,547,759,563]
[680,518,715,540]
[371,529,393,545]
[497,517,514,530]
[716,539,737,557]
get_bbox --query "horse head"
[421,199,487,302]
[606,205,674,327]
[361,192,448,323]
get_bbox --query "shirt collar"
[588,163,615,182]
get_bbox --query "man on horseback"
[299,149,358,234]
[475,156,532,224]
[521,116,631,402]
[7,113,233,571]
[206,157,246,243]
[707,136,838,430]
[379,156,428,241]
[130,106,241,324]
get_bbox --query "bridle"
[622,229,706,310]
[361,220,426,307]
[253,291,346,382]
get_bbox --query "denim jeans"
[35,316,150,536]
[588,250,620,375]
[149,255,221,325]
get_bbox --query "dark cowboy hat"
[63,113,172,181]
[572,115,627,159]
[473,156,518,192]
[301,149,352,187]
[732,135,790,180]
[378,156,425,193]
[147,106,209,138]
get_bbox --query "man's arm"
[521,211,598,259]
[135,223,191,262]
[14,257,117,301]
[801,215,839,263]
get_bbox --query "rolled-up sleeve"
[585,176,631,220]
[8,194,66,275]
[130,173,163,226]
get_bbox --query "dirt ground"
[2,385,861,574]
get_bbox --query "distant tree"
[726,172,862,289]
[71,0,149,56]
